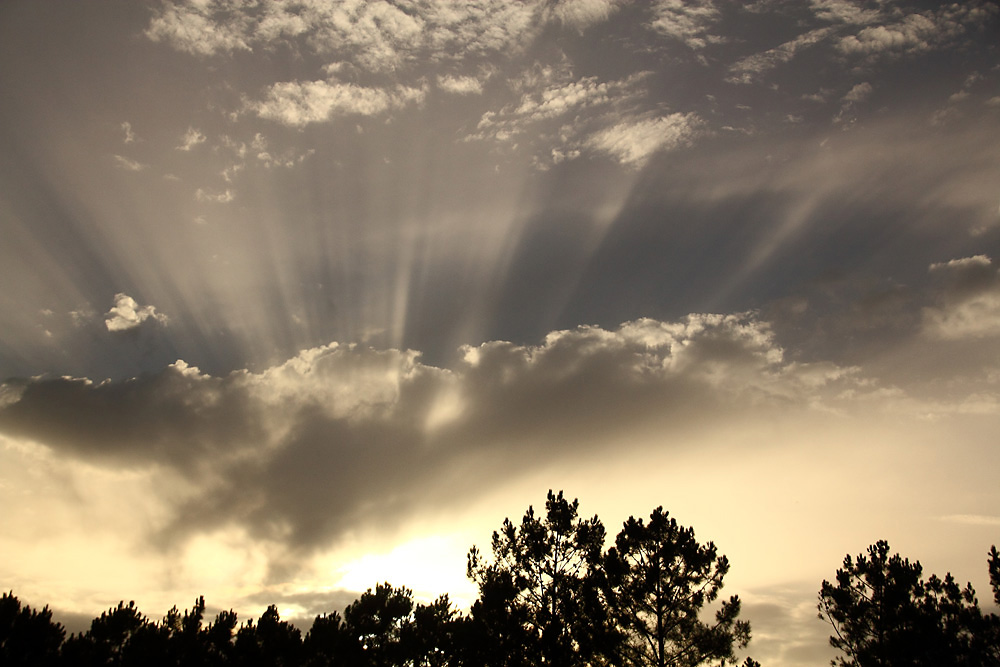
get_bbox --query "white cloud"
[730,2,997,84]
[113,155,146,171]
[145,2,250,56]
[195,188,235,203]
[547,0,622,30]
[143,0,548,74]
[834,81,873,125]
[104,293,168,332]
[584,113,703,167]
[649,0,723,50]
[809,0,881,26]
[468,70,656,163]
[836,4,997,61]
[727,27,835,84]
[121,121,135,144]
[249,80,426,126]
[842,81,872,103]
[837,14,937,56]
[436,74,484,96]
[176,127,206,151]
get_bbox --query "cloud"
[195,188,235,203]
[0,313,882,571]
[834,81,873,125]
[248,80,427,126]
[922,255,1000,340]
[436,74,484,96]
[469,67,628,142]
[584,113,703,167]
[113,155,145,171]
[548,0,622,30]
[727,27,835,84]
[176,127,206,151]
[121,121,135,144]
[145,2,251,56]
[728,2,997,84]
[648,0,722,50]
[468,69,674,165]
[836,4,998,61]
[104,293,168,333]
[808,0,881,26]
[143,1,550,73]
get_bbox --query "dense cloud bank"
[3,307,996,572]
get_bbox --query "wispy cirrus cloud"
[113,154,146,171]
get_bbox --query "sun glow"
[333,534,476,605]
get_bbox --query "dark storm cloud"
[0,362,263,472]
[0,314,874,573]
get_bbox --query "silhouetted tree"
[404,594,461,667]
[461,557,534,667]
[342,583,415,667]
[467,490,618,667]
[234,604,302,667]
[0,591,65,667]
[204,608,238,666]
[818,540,998,667]
[606,507,753,667]
[990,546,1000,609]
[304,611,351,667]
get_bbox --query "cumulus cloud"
[0,313,880,570]
[104,293,168,332]
[836,4,998,61]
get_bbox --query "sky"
[1,0,999,663]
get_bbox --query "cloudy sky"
[2,0,999,663]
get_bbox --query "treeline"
[2,491,999,666]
